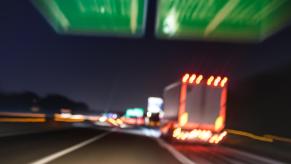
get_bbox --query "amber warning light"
[182,74,228,87]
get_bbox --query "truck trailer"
[161,73,228,144]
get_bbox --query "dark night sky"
[0,1,290,111]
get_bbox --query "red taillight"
[214,76,221,87]
[182,74,190,83]
[189,74,196,84]
[195,75,203,84]
[207,76,214,86]
[220,77,228,87]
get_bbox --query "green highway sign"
[156,0,291,42]
[125,108,144,118]
[32,0,148,37]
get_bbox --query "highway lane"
[0,127,285,164]
[120,128,283,164]
[48,131,180,164]
[0,127,180,164]
[0,128,105,164]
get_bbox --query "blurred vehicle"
[161,73,228,144]
[146,112,160,127]
[145,97,163,127]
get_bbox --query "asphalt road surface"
[0,127,283,164]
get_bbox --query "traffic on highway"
[0,0,291,164]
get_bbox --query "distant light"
[107,118,119,126]
[0,112,45,118]
[195,75,203,84]
[87,116,100,121]
[105,113,118,119]
[182,73,190,83]
[116,118,123,125]
[147,111,152,117]
[189,74,196,84]
[214,76,222,87]
[70,114,85,120]
[220,77,228,87]
[60,113,71,118]
[99,116,107,122]
[112,114,118,119]
[0,117,45,123]
[207,76,215,86]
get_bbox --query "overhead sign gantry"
[32,0,148,37]
[155,0,291,42]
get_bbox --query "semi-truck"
[161,73,228,144]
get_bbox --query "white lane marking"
[222,146,284,164]
[156,138,196,164]
[30,132,111,164]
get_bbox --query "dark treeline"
[0,92,89,114]
[227,63,291,137]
